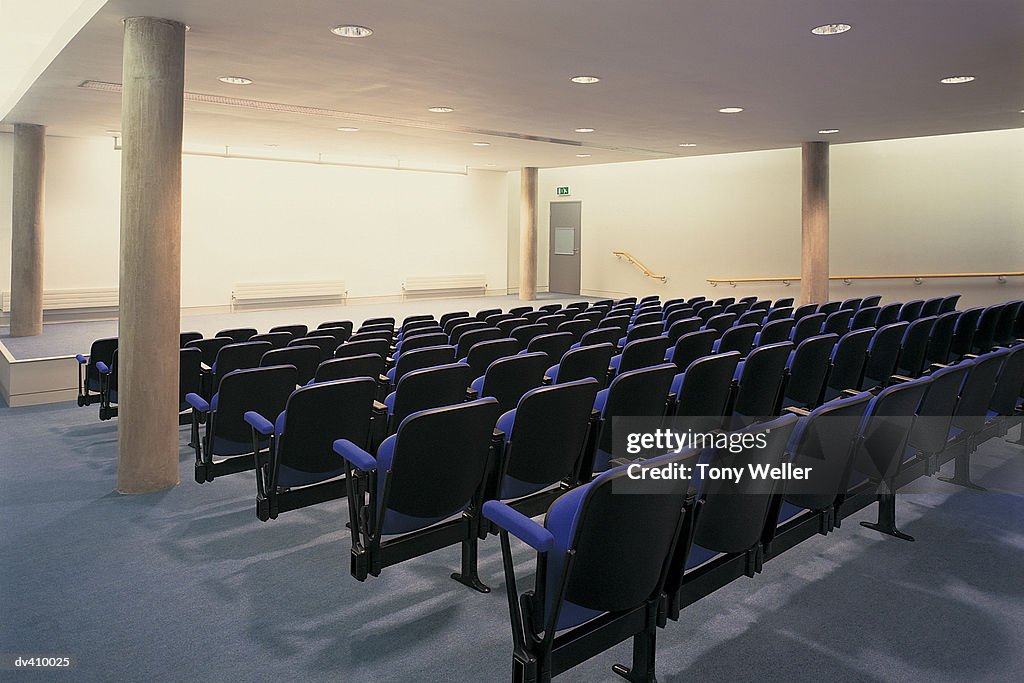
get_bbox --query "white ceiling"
[4,0,1024,171]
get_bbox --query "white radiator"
[402,274,487,295]
[231,281,347,308]
[0,288,119,313]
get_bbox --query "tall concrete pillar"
[10,123,46,337]
[801,142,830,305]
[519,167,538,301]
[116,17,186,494]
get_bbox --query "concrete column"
[116,17,186,494]
[519,167,538,301]
[10,123,45,337]
[801,142,830,305]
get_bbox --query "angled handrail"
[612,251,667,282]
[707,272,1024,287]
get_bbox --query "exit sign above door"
[556,186,571,196]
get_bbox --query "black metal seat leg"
[860,491,914,541]
[937,451,986,491]
[612,610,659,683]
[451,527,490,593]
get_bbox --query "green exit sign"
[556,186,571,196]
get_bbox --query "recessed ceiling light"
[575,154,591,158]
[574,127,595,133]
[719,107,744,114]
[471,142,490,146]
[818,129,840,134]
[810,23,852,36]
[335,126,360,132]
[428,106,454,113]
[678,143,697,147]
[330,25,373,38]
[939,75,975,84]
[570,76,600,84]
[218,76,253,85]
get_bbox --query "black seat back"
[510,324,549,349]
[850,306,880,330]
[821,310,853,336]
[214,341,273,387]
[391,363,475,429]
[465,339,520,380]
[897,300,925,323]
[334,338,389,361]
[390,345,456,386]
[896,316,937,377]
[784,333,838,408]
[862,322,909,388]
[852,376,931,483]
[824,329,873,400]
[730,341,792,428]
[555,343,615,388]
[757,318,795,346]
[456,327,503,359]
[479,352,549,413]
[250,332,292,349]
[179,347,203,410]
[948,307,983,360]
[669,330,716,371]
[210,365,298,449]
[674,352,741,431]
[716,323,758,357]
[907,361,972,455]
[938,294,961,314]
[525,332,575,365]
[269,324,308,338]
[397,331,448,356]
[185,336,231,368]
[617,336,671,375]
[261,345,320,385]
[924,311,960,367]
[315,354,385,384]
[875,302,902,327]
[288,335,337,362]
[215,327,257,343]
[791,313,826,345]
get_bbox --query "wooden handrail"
[707,272,1024,287]
[613,251,667,282]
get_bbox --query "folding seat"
[754,318,795,347]
[356,323,394,339]
[470,352,549,413]
[737,296,758,306]
[780,333,838,410]
[475,307,502,321]
[897,299,925,323]
[820,309,853,336]
[316,320,354,339]
[215,327,257,343]
[773,297,795,308]
[539,303,564,313]
[696,305,723,323]
[669,352,741,431]
[185,336,233,368]
[261,345,320,385]
[686,295,707,306]
[510,323,550,349]
[449,320,489,345]
[970,303,1005,354]
[537,313,569,331]
[249,332,292,349]
[848,375,932,541]
[900,360,973,475]
[334,398,501,589]
[288,335,338,362]
[573,309,605,324]
[485,312,514,327]
[749,300,772,311]
[765,306,793,322]
[180,331,203,346]
[920,297,944,317]
[637,295,660,305]
[187,365,298,483]
[439,311,470,330]
[774,391,874,536]
[525,332,575,365]
[397,319,440,339]
[483,449,695,682]
[244,378,379,521]
[850,306,880,330]
[465,338,520,381]
[208,341,273,396]
[737,309,767,326]
[315,353,386,385]
[565,301,590,312]
[443,315,475,337]
[334,338,390,363]
[713,296,736,307]
[661,302,692,319]
[666,329,717,370]
[508,305,533,317]
[455,327,503,359]
[96,347,205,421]
[631,311,663,327]
[702,312,737,336]
[713,323,758,357]
[817,301,841,315]
[610,336,671,375]
[821,328,873,402]
[360,316,395,330]
[597,314,631,332]
[724,301,750,317]
[522,310,549,324]
[383,362,475,434]
[313,327,353,347]
[393,331,448,359]
[979,345,1024,442]
[840,297,862,311]
[728,341,792,429]
[591,364,676,474]
[874,302,902,327]
[348,330,392,345]
[947,306,983,361]
[938,294,961,314]
[861,322,908,389]
[547,343,615,388]
[859,294,882,308]
[573,326,622,350]
[75,337,117,407]
[894,316,937,378]
[618,321,664,349]
[792,303,818,321]
[385,345,456,387]
[994,300,1023,346]
[556,319,591,341]
[665,317,702,344]
[496,317,530,336]
[923,311,959,368]
[790,313,826,346]
[401,314,434,327]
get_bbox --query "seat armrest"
[372,400,387,413]
[784,406,812,417]
[465,388,479,401]
[482,500,553,553]
[200,362,212,373]
[95,361,111,375]
[75,354,89,364]
[889,374,914,385]
[334,438,376,471]
[185,392,210,413]
[244,411,274,436]
[840,389,861,398]
[609,457,635,467]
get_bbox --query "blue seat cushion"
[547,363,560,382]
[685,543,724,570]
[593,388,609,415]
[384,391,396,414]
[471,375,485,395]
[609,354,622,371]
[375,435,466,535]
[544,485,605,631]
[777,501,809,525]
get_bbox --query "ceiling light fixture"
[719,107,744,113]
[335,126,360,132]
[218,76,253,85]
[570,76,600,84]
[471,142,490,146]
[678,143,697,147]
[939,75,975,84]
[810,23,852,36]
[818,129,840,134]
[428,106,454,113]
[575,153,591,158]
[574,127,595,133]
[330,24,373,38]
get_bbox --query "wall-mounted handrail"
[707,272,1024,287]
[613,251,667,282]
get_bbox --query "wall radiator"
[402,275,488,297]
[0,288,119,313]
[231,281,348,308]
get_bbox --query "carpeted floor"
[1,400,1022,682]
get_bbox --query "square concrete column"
[10,123,46,337]
[801,141,830,305]
[116,17,186,493]
[519,167,538,301]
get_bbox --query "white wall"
[536,129,1024,308]
[0,133,510,307]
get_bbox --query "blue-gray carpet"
[1,401,1022,682]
